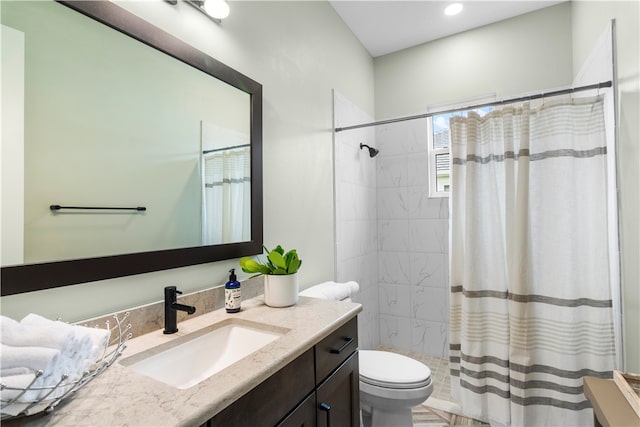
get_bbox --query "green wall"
[571,0,640,372]
[374,3,574,119]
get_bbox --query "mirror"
[1,0,263,296]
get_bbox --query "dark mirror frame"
[1,0,263,296]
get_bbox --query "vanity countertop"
[7,296,362,427]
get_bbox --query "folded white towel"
[72,324,111,363]
[2,315,76,358]
[0,367,33,377]
[17,315,111,383]
[299,281,360,301]
[0,372,47,416]
[19,313,57,328]
[0,372,43,403]
[0,314,114,407]
[0,344,62,387]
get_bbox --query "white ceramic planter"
[264,273,299,307]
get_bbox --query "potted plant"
[239,245,302,307]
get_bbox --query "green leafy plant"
[239,245,302,275]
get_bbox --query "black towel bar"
[50,205,146,211]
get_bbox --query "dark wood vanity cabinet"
[316,352,360,427]
[314,316,360,427]
[277,392,317,427]
[207,317,359,427]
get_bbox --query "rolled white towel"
[0,372,47,416]
[19,313,58,328]
[2,315,76,358]
[18,315,110,381]
[0,367,33,377]
[0,344,63,387]
[1,372,43,403]
[72,324,111,363]
[300,281,360,301]
[21,314,110,361]
[0,344,60,372]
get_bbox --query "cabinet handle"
[319,402,331,427]
[330,337,353,354]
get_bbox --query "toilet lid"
[359,350,431,389]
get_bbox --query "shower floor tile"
[376,345,453,401]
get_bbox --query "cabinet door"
[316,351,360,427]
[209,348,315,427]
[277,392,316,427]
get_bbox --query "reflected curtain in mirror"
[201,121,251,245]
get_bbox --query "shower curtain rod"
[202,143,250,155]
[334,80,612,133]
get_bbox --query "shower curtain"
[202,147,251,245]
[448,95,617,426]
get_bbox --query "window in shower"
[427,105,494,198]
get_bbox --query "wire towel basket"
[0,312,132,419]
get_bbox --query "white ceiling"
[329,1,565,57]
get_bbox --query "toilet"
[359,349,433,427]
[299,282,433,427]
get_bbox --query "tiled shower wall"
[334,93,450,357]
[333,91,379,350]
[376,119,450,358]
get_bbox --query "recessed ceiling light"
[444,3,463,16]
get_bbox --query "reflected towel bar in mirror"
[50,205,147,212]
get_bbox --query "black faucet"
[163,286,196,334]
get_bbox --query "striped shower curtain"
[448,96,617,426]
[202,147,251,245]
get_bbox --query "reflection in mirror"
[1,0,251,266]
[201,121,251,245]
[0,0,263,295]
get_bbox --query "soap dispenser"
[225,268,241,313]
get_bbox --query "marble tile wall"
[333,91,379,350]
[333,94,451,358]
[376,119,450,359]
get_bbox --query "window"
[427,105,494,198]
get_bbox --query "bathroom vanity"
[4,297,361,426]
[209,316,359,427]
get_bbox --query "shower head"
[360,143,379,158]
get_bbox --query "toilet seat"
[359,350,432,389]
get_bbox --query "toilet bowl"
[300,282,433,427]
[359,350,433,427]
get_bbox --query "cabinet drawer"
[315,317,358,384]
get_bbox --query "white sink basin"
[120,319,287,389]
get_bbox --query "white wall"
[0,25,24,266]
[0,1,374,322]
[374,2,574,119]
[571,0,640,373]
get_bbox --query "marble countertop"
[8,296,362,426]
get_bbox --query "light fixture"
[202,0,230,19]
[164,0,230,22]
[444,3,463,16]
